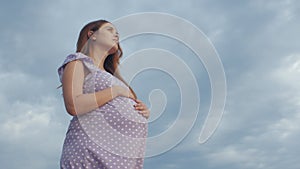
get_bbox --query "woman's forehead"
[102,23,117,30]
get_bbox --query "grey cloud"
[1,0,300,169]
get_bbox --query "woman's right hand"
[112,85,136,100]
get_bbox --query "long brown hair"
[76,19,137,99]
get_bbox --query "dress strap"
[57,52,96,83]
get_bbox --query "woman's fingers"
[134,100,150,119]
[138,110,150,119]
[134,102,147,110]
[134,104,144,110]
[135,100,145,106]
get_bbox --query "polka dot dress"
[58,53,148,169]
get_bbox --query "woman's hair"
[59,19,137,99]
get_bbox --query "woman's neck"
[89,47,109,70]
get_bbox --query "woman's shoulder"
[57,52,94,82]
[63,52,92,64]
[59,52,94,68]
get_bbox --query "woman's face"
[92,22,119,54]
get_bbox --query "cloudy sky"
[1,0,300,169]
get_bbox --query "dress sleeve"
[57,52,96,83]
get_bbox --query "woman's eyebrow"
[105,26,119,34]
[105,26,115,30]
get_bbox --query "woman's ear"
[88,31,96,41]
[87,31,94,38]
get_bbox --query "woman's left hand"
[134,99,150,119]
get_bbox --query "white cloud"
[271,54,300,88]
[199,53,300,169]
[0,100,51,140]
[207,146,267,169]
[0,67,69,168]
[267,112,300,140]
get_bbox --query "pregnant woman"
[57,19,150,169]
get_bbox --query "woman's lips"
[113,38,119,43]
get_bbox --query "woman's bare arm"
[62,60,119,116]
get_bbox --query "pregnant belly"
[99,96,148,139]
[110,96,147,123]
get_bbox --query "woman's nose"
[114,32,119,37]
[114,34,119,41]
